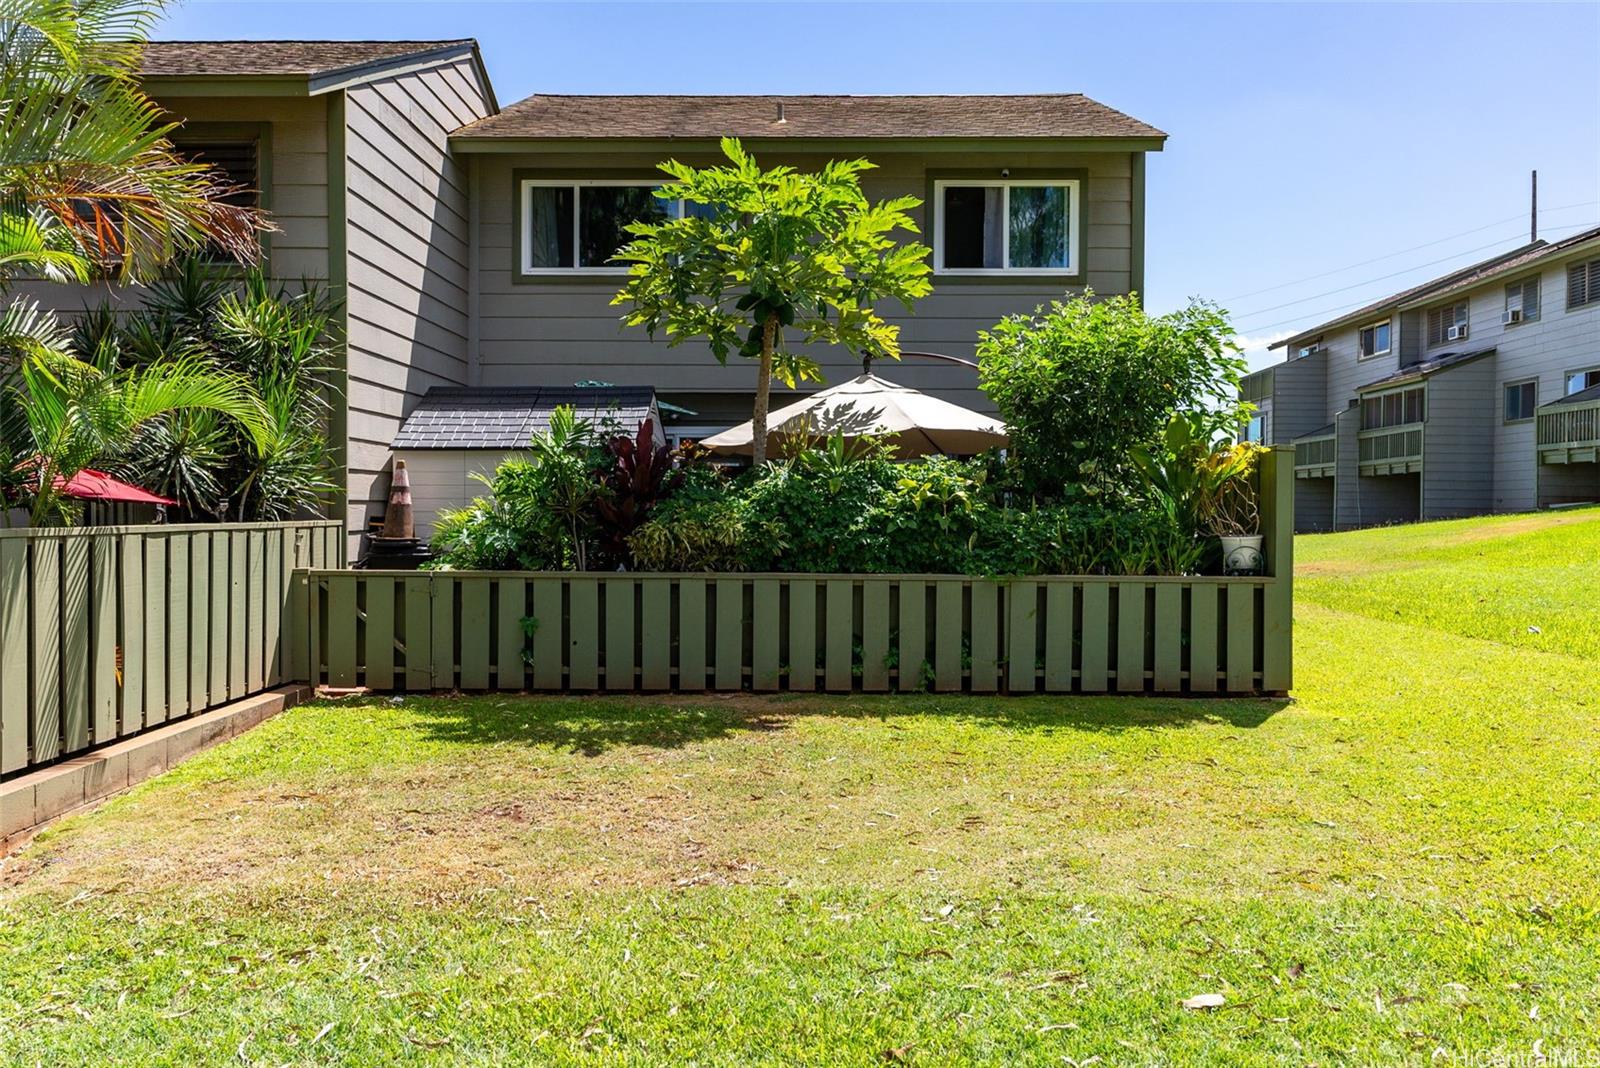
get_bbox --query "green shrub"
[976,292,1250,502]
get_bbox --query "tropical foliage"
[612,137,932,467]
[977,292,1250,502]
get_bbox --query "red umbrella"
[52,468,178,506]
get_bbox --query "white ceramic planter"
[1220,534,1265,576]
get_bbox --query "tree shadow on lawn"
[398,692,1290,757]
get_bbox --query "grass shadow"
[391,691,1291,757]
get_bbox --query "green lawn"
[4,509,1600,1065]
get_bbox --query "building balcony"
[1357,423,1423,476]
[1292,426,1335,479]
[1537,386,1600,465]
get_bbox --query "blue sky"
[158,1,1600,370]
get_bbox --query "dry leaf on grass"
[1181,993,1225,1011]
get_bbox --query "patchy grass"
[4,511,1600,1064]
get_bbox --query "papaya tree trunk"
[751,312,778,468]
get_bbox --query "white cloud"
[1233,331,1296,374]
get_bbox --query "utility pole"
[1531,169,1538,243]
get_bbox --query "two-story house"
[22,39,1167,549]
[1240,224,1600,531]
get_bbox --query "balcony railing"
[1293,434,1335,478]
[1538,398,1600,464]
[1357,423,1422,476]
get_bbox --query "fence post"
[1260,445,1295,694]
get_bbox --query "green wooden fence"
[0,520,342,776]
[299,449,1293,697]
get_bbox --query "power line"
[1220,200,1599,303]
[1233,219,1599,336]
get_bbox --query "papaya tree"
[612,137,931,466]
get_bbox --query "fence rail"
[0,520,342,777]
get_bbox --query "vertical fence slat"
[30,540,62,761]
[1079,581,1110,693]
[366,575,395,691]
[190,534,211,710]
[568,578,598,690]
[640,579,671,690]
[1226,584,1256,693]
[90,536,118,743]
[1043,581,1074,693]
[678,579,707,691]
[166,535,190,721]
[1116,581,1146,694]
[1153,583,1183,692]
[604,577,634,691]
[0,541,30,772]
[264,528,283,687]
[246,530,266,694]
[786,578,815,692]
[120,534,144,735]
[1007,580,1037,694]
[824,579,853,692]
[142,537,167,726]
[934,580,962,693]
[228,531,247,701]
[327,573,357,687]
[751,579,781,691]
[459,579,491,690]
[210,534,228,703]
[308,573,323,687]
[60,537,90,754]
[714,578,743,691]
[969,580,998,694]
[432,575,458,690]
[496,577,525,692]
[404,575,432,691]
[860,581,889,692]
[530,578,562,690]
[896,579,925,692]
[1189,582,1219,694]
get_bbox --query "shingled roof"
[139,40,476,79]
[452,93,1166,141]
[391,387,659,450]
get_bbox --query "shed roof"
[1355,347,1496,393]
[1543,382,1600,408]
[452,93,1166,142]
[391,386,657,450]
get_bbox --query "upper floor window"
[1567,367,1600,396]
[520,180,707,274]
[1360,385,1424,430]
[174,138,259,262]
[1503,277,1540,325]
[1294,337,1323,359]
[933,179,1079,275]
[1568,257,1600,311]
[1357,319,1391,360]
[1426,299,1470,346]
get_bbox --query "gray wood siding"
[1266,352,1329,442]
[341,58,494,541]
[1421,358,1496,518]
[471,149,1142,413]
[1325,320,1402,411]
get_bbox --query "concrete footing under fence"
[1,683,311,850]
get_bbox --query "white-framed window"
[1357,319,1392,360]
[1504,277,1540,325]
[519,179,707,275]
[1503,379,1537,423]
[1566,366,1600,396]
[1425,300,1469,346]
[1568,257,1600,311]
[932,179,1079,275]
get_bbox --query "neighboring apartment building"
[1240,225,1600,532]
[23,39,1166,548]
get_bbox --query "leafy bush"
[977,292,1249,502]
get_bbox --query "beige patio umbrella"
[698,372,1008,458]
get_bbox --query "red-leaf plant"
[593,418,682,569]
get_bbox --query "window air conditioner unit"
[1447,324,1468,341]
[1502,308,1523,325]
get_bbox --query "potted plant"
[1200,442,1269,575]
[1132,414,1267,576]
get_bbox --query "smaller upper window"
[1426,300,1470,346]
[934,179,1079,274]
[174,139,260,262]
[1567,367,1600,396]
[1503,380,1537,422]
[1358,320,1392,360]
[1503,277,1540,325]
[1295,337,1323,360]
[1568,258,1600,311]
